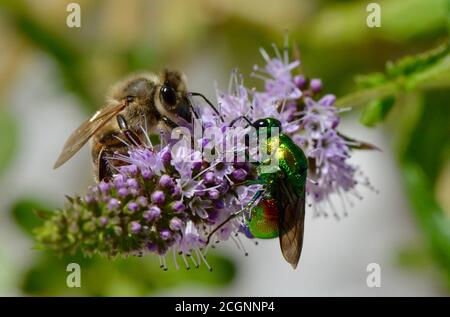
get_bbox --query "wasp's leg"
[244,179,267,185]
[116,114,142,146]
[206,190,265,245]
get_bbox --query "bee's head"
[158,69,192,124]
[252,118,282,136]
[110,70,193,127]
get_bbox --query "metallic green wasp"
[209,116,308,269]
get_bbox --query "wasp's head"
[252,117,282,136]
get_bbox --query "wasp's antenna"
[229,115,252,128]
[189,92,224,122]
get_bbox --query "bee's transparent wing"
[277,178,306,269]
[53,102,125,169]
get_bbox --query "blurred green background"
[0,0,449,296]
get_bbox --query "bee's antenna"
[189,92,224,123]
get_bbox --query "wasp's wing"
[53,102,125,169]
[277,179,306,269]
[338,132,381,151]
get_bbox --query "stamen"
[162,256,168,271]
[196,248,213,272]
[235,234,249,256]
[272,43,282,61]
[181,253,191,270]
[172,248,179,270]
[187,252,199,268]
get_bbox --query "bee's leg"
[206,190,265,244]
[97,146,111,182]
[116,114,142,146]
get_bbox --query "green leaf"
[400,89,450,184]
[11,198,54,237]
[401,163,450,288]
[0,108,18,177]
[2,1,95,112]
[395,88,450,289]
[21,252,236,296]
[336,41,450,108]
[359,96,396,127]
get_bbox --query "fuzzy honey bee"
[53,69,212,181]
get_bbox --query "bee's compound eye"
[160,85,177,107]
[126,95,135,103]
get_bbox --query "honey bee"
[53,69,197,181]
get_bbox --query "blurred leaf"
[400,90,450,184]
[0,108,18,177]
[22,252,235,296]
[309,0,448,46]
[401,163,450,289]
[386,42,450,78]
[1,0,95,111]
[123,44,158,72]
[396,87,450,289]
[397,245,434,269]
[359,96,395,127]
[336,41,450,108]
[11,198,54,237]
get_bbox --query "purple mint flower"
[169,217,183,231]
[207,189,220,200]
[113,174,127,188]
[127,202,139,212]
[117,187,129,197]
[194,183,206,197]
[151,190,165,205]
[189,196,211,219]
[203,171,216,184]
[214,199,225,209]
[107,198,120,211]
[159,174,174,188]
[171,201,185,213]
[310,78,322,93]
[179,221,204,254]
[99,217,108,226]
[136,196,148,207]
[84,194,93,203]
[192,160,203,170]
[302,96,339,136]
[231,168,247,181]
[294,75,306,89]
[160,229,171,241]
[147,242,158,252]
[99,181,110,193]
[171,185,182,198]
[141,169,153,180]
[160,147,172,163]
[143,206,161,222]
[130,221,141,234]
[126,178,138,188]
[252,47,302,101]
[214,162,234,181]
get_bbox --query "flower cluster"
[213,45,374,218]
[36,141,260,269]
[36,41,374,268]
